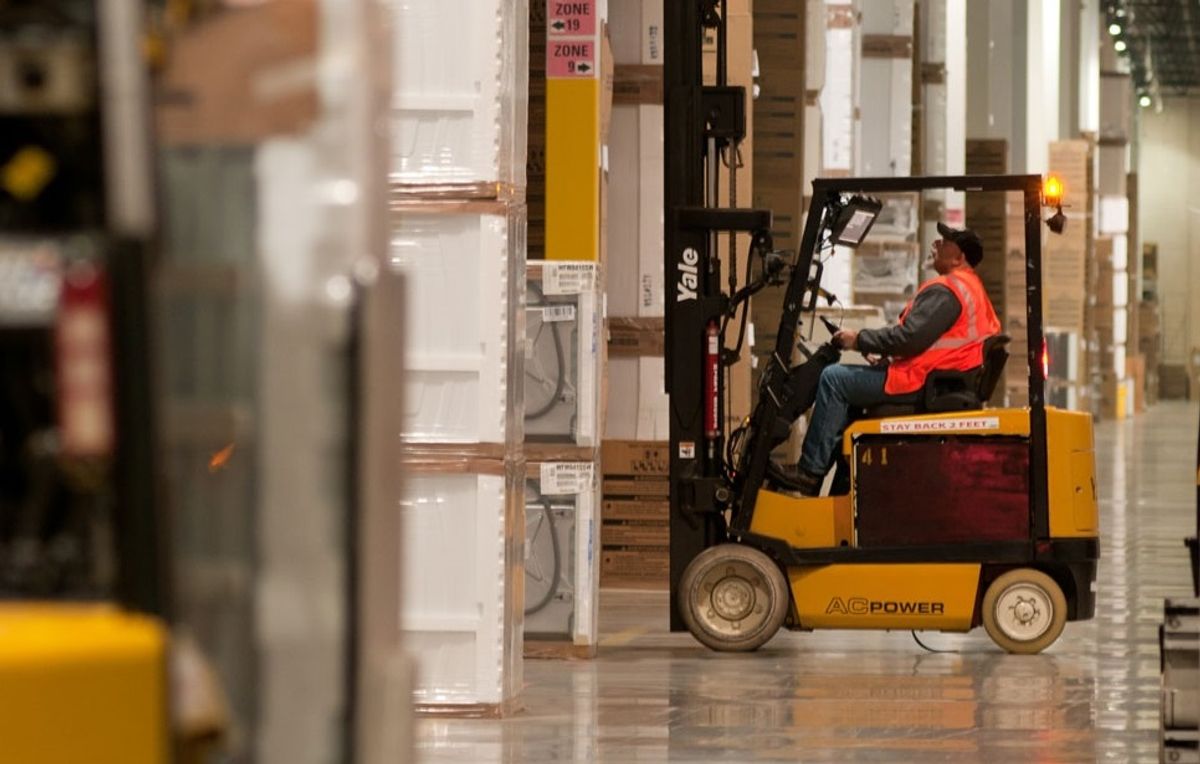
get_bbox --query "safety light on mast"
[1041,338,1050,381]
[1043,175,1067,234]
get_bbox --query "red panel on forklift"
[855,436,1031,546]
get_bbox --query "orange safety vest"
[884,267,1001,396]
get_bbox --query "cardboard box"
[607,317,665,356]
[603,497,668,521]
[613,64,663,104]
[1048,140,1093,210]
[601,518,669,546]
[157,1,318,145]
[600,546,668,589]
[601,439,669,477]
[1098,144,1128,196]
[1100,73,1133,142]
[965,139,1008,175]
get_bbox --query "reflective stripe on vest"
[883,268,1001,396]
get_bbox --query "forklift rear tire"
[981,569,1068,654]
[679,544,790,652]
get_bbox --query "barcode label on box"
[543,262,597,295]
[542,305,576,323]
[540,462,595,495]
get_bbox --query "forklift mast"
[663,0,774,631]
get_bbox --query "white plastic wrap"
[524,462,600,645]
[391,203,526,445]
[400,461,524,706]
[391,0,529,188]
[525,262,601,445]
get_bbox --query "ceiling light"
[1114,40,1127,52]
[1109,23,1122,35]
[1139,94,1152,107]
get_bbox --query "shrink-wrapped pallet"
[391,0,529,190]
[390,201,526,447]
[524,261,602,446]
[399,448,525,711]
[523,459,601,654]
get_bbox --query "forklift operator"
[792,223,1001,495]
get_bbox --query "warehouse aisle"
[417,402,1197,762]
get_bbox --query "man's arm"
[855,284,962,358]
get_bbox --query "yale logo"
[825,597,945,615]
[676,247,699,302]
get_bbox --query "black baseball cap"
[937,222,984,267]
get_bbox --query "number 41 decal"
[860,447,889,466]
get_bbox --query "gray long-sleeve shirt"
[856,284,962,358]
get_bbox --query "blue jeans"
[798,365,915,475]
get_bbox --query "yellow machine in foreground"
[0,606,169,763]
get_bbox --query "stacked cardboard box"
[606,0,668,441]
[392,0,529,714]
[600,440,669,589]
[851,193,921,322]
[1045,140,1095,412]
[859,0,914,177]
[964,140,1028,404]
[607,0,756,435]
[753,0,806,255]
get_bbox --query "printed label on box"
[547,0,596,36]
[542,304,577,323]
[543,262,597,295]
[679,441,696,459]
[541,462,595,495]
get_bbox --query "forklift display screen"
[830,196,884,247]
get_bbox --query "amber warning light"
[1043,175,1067,234]
[1043,175,1063,207]
[1041,338,1050,381]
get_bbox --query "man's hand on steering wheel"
[833,328,859,350]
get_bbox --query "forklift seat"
[862,334,1011,419]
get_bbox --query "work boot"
[767,463,825,497]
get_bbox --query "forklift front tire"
[981,568,1068,654]
[679,544,790,652]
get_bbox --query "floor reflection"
[417,402,1197,762]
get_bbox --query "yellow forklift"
[663,2,1098,654]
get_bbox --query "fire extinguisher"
[55,259,116,459]
[704,319,719,457]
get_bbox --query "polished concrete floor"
[418,401,1198,762]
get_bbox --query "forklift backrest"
[975,334,1011,401]
[922,334,1010,413]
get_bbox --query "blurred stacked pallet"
[391,0,529,715]
[600,440,670,590]
[1139,244,1162,405]
[156,147,260,742]
[1093,62,1136,418]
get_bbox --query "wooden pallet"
[415,697,522,719]
[523,640,598,660]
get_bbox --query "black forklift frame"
[664,2,1078,631]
